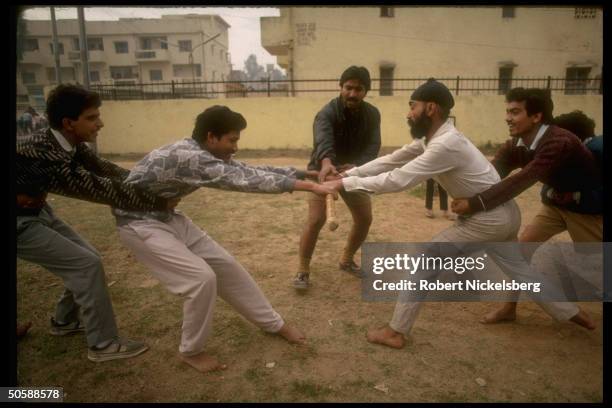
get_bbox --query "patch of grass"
[289,379,332,401]
[243,366,269,383]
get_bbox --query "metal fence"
[90,76,602,101]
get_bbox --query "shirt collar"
[50,128,76,153]
[516,124,549,150]
[427,118,455,143]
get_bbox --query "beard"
[407,114,432,139]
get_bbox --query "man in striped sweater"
[16,84,177,362]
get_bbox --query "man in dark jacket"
[295,66,381,289]
[17,84,177,362]
[451,88,599,329]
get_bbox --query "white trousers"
[117,213,284,355]
[389,200,579,334]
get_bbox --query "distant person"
[20,109,33,134]
[424,179,456,220]
[295,66,381,289]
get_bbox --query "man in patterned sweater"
[113,105,337,373]
[16,84,178,362]
[451,88,599,329]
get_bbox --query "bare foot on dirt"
[179,352,227,373]
[480,304,517,324]
[569,309,596,330]
[17,321,32,339]
[276,323,306,344]
[366,326,405,349]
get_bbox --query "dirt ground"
[16,156,602,403]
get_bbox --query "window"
[502,7,515,18]
[150,70,163,81]
[140,38,152,50]
[114,41,129,54]
[90,70,100,82]
[498,66,513,94]
[62,67,76,81]
[21,71,36,84]
[172,64,201,78]
[575,7,597,19]
[24,39,39,51]
[565,67,591,94]
[140,37,167,50]
[72,37,80,51]
[45,67,76,82]
[379,66,394,96]
[87,37,104,51]
[380,7,394,17]
[110,66,138,80]
[178,40,192,52]
[49,42,64,55]
[46,67,56,82]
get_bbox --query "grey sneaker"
[88,337,149,362]
[293,273,310,290]
[49,317,85,336]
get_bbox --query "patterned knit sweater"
[113,138,305,223]
[16,129,168,214]
[468,125,601,213]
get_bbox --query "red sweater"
[468,125,600,213]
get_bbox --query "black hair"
[552,110,596,142]
[505,87,554,124]
[192,105,247,144]
[46,84,102,130]
[339,66,371,92]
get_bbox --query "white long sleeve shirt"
[343,119,501,199]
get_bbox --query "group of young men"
[16,65,602,372]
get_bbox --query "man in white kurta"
[324,79,585,349]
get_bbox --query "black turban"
[411,78,455,110]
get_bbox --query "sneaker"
[339,261,365,278]
[88,337,149,363]
[49,317,85,336]
[444,211,457,221]
[425,209,434,218]
[293,273,310,290]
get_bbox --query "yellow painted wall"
[97,95,602,154]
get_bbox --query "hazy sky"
[21,6,283,72]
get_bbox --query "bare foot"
[569,309,596,330]
[179,352,227,373]
[480,306,517,324]
[276,324,306,344]
[16,322,32,339]
[366,326,405,349]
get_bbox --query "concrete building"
[261,6,602,95]
[17,14,232,109]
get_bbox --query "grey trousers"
[117,213,285,356]
[389,200,579,334]
[17,205,118,347]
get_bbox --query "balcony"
[135,49,170,61]
[19,50,48,65]
[261,15,290,56]
[68,50,106,62]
